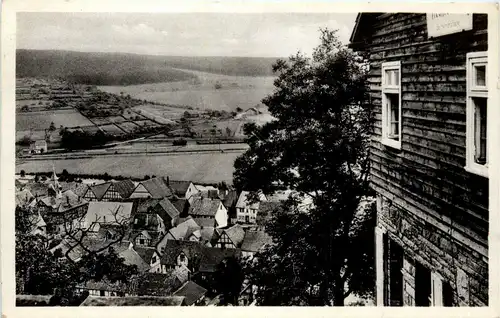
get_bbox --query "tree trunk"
[333,284,345,306]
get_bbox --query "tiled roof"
[188,197,221,217]
[192,217,215,228]
[16,295,52,306]
[118,248,151,273]
[160,240,205,266]
[168,180,191,196]
[39,190,87,213]
[171,198,188,215]
[134,246,157,263]
[241,230,273,252]
[78,278,129,293]
[59,182,89,197]
[16,189,35,207]
[22,182,49,198]
[172,265,190,284]
[112,179,136,198]
[132,213,161,231]
[158,198,180,219]
[80,295,185,306]
[89,182,112,200]
[236,191,266,210]
[223,224,246,247]
[221,190,239,208]
[167,218,200,240]
[198,247,241,273]
[136,198,160,214]
[60,237,131,262]
[200,227,218,245]
[140,177,173,198]
[85,202,133,228]
[173,281,207,306]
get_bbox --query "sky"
[17,12,357,57]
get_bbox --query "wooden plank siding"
[363,13,489,251]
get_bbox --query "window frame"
[465,51,489,178]
[381,61,402,149]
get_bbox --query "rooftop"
[168,180,192,196]
[173,281,207,306]
[85,201,134,228]
[140,177,173,198]
[236,191,266,210]
[189,197,222,217]
[80,295,185,306]
[241,230,273,252]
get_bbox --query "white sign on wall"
[426,13,473,37]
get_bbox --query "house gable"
[214,232,236,249]
[130,184,150,199]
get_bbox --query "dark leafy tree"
[78,247,138,284]
[234,29,374,306]
[215,256,244,305]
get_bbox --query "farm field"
[116,121,139,133]
[99,69,276,112]
[16,109,94,131]
[16,151,243,183]
[99,124,124,135]
[132,106,177,125]
[132,104,191,122]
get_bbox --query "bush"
[16,135,32,146]
[173,138,187,146]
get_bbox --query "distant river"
[98,68,276,112]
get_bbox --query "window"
[139,239,145,245]
[381,61,402,149]
[466,52,489,177]
[152,256,157,263]
[385,238,403,306]
[415,262,431,306]
[442,280,454,306]
[430,273,455,306]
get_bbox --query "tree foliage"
[15,206,138,304]
[215,256,244,305]
[234,29,374,306]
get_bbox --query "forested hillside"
[16,50,279,85]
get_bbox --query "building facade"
[350,13,489,306]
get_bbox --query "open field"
[99,124,124,135]
[132,104,192,122]
[16,109,94,131]
[99,69,276,112]
[16,151,243,183]
[132,106,177,125]
[116,122,139,133]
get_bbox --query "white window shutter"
[431,272,443,306]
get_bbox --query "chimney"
[66,195,70,206]
[166,176,170,186]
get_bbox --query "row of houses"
[16,174,286,229]
[16,171,277,305]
